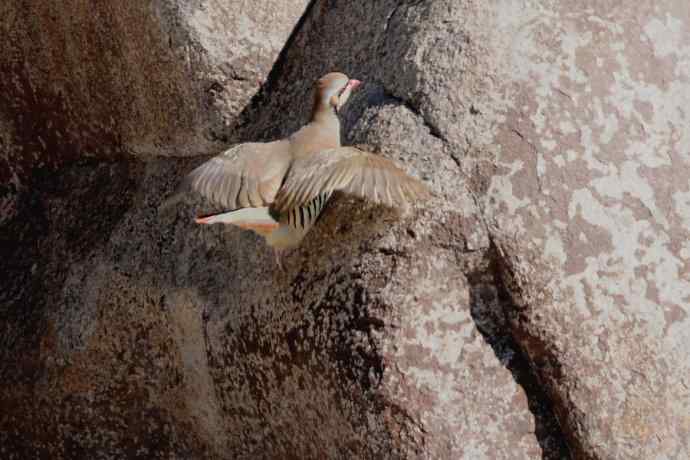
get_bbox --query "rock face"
[1,0,689,459]
[484,2,690,458]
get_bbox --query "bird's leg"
[274,248,284,272]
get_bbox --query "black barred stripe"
[286,192,333,231]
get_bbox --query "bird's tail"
[195,207,279,236]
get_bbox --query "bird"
[181,72,429,269]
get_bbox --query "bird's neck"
[309,103,341,141]
[310,100,339,124]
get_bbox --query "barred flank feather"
[285,191,333,231]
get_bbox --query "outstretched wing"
[185,140,291,209]
[272,147,429,213]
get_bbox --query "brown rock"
[481,1,690,458]
[3,0,689,459]
[0,0,308,227]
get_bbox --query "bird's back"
[288,116,341,159]
[269,116,341,248]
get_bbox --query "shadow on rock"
[467,255,573,460]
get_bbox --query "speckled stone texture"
[2,0,689,459]
[485,1,690,457]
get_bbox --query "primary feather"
[272,147,429,214]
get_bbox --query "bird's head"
[313,72,361,117]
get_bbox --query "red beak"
[348,79,362,90]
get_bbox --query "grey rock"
[0,0,308,226]
[3,0,689,459]
[484,0,690,457]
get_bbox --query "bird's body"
[182,72,429,267]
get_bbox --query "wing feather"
[273,147,429,213]
[185,141,290,210]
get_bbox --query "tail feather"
[195,207,279,236]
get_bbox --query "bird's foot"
[274,248,285,272]
[273,248,299,272]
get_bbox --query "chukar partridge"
[184,72,429,268]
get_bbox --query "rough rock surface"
[0,0,308,227]
[2,0,689,459]
[484,2,690,458]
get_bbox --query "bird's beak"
[348,79,362,90]
[334,79,362,112]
